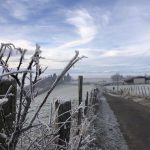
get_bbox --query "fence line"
[106,84,150,98]
[50,76,99,149]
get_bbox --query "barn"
[124,76,147,84]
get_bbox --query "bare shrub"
[0,43,85,150]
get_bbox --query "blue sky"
[1,0,150,77]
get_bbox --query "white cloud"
[47,9,97,52]
[0,38,34,50]
[0,16,8,23]
[102,41,150,58]
[67,9,96,40]
[3,0,29,20]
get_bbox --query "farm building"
[124,76,148,84]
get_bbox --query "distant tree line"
[34,73,72,95]
[43,73,72,83]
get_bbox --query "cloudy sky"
[1,0,150,77]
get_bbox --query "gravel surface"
[106,94,150,150]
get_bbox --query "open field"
[28,83,94,123]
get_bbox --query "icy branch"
[0,70,34,78]
[27,51,83,127]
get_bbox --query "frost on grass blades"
[0,43,85,150]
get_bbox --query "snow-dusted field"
[17,83,95,149]
[28,83,94,122]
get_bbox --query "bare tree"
[111,73,123,83]
[0,43,84,150]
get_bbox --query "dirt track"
[105,94,150,150]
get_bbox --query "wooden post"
[78,76,83,106]
[57,101,71,147]
[84,92,88,115]
[54,100,60,130]
[0,80,16,147]
[138,86,141,96]
[78,76,83,125]
[49,102,53,124]
[127,88,129,95]
[143,86,146,97]
[130,87,132,96]
[93,89,98,114]
[55,100,59,110]
[90,91,93,105]
[136,86,138,96]
[126,88,128,95]
[148,87,150,97]
[93,89,96,104]
[141,86,144,97]
[131,87,133,96]
[124,88,126,95]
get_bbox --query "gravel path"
[95,96,128,150]
[106,94,150,150]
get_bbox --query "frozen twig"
[0,43,85,150]
[27,51,83,128]
[0,70,34,78]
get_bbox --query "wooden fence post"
[138,86,141,96]
[143,86,147,97]
[84,92,88,115]
[127,88,129,95]
[57,101,71,147]
[148,87,150,97]
[49,102,53,124]
[55,100,59,110]
[141,86,144,97]
[130,87,132,96]
[78,76,83,125]
[0,79,17,147]
[136,86,138,96]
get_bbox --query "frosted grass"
[27,83,94,123]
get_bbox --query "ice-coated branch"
[0,70,34,78]
[0,43,86,150]
[26,51,84,128]
[4,85,12,99]
[17,49,27,71]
